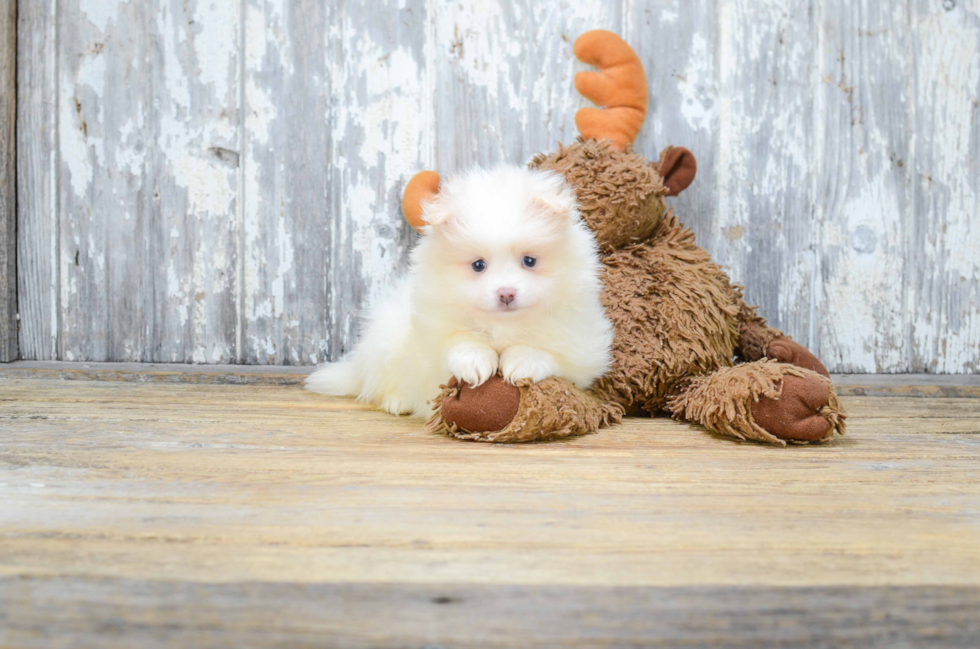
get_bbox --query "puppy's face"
[415,167,582,318]
[440,227,559,316]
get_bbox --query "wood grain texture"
[908,0,980,372]
[15,0,56,361]
[14,0,980,372]
[0,0,15,362]
[2,581,978,649]
[0,377,979,645]
[814,0,913,372]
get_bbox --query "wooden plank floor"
[1,372,979,647]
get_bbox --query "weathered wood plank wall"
[0,0,16,362]
[15,0,980,372]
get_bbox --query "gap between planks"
[0,360,978,397]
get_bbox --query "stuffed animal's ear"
[657,146,697,196]
[402,170,441,231]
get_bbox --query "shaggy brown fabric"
[735,294,783,362]
[428,377,623,443]
[766,337,831,378]
[439,376,521,433]
[668,360,846,446]
[531,139,666,252]
[593,209,742,414]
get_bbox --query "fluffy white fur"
[305,165,613,416]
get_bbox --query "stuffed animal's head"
[530,140,695,251]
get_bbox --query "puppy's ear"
[402,170,441,231]
[530,177,576,224]
[420,195,455,229]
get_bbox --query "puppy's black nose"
[497,288,516,305]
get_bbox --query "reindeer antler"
[402,170,441,232]
[573,30,648,150]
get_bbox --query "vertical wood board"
[0,0,16,361]
[811,0,915,372]
[16,0,57,361]
[241,0,427,365]
[907,0,980,372]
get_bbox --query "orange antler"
[402,170,441,232]
[573,30,648,150]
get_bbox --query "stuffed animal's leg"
[668,361,847,446]
[427,376,623,443]
[735,294,830,377]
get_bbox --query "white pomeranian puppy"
[305,165,612,416]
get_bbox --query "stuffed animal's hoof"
[441,376,521,434]
[766,337,830,378]
[428,376,622,443]
[751,374,835,442]
[669,361,846,445]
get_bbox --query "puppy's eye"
[471,259,487,273]
[522,256,537,269]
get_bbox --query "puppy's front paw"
[381,395,414,416]
[447,343,499,387]
[500,346,556,384]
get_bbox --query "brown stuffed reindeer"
[403,30,846,445]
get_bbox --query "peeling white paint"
[190,0,239,102]
[168,263,189,327]
[245,78,277,145]
[115,117,145,177]
[272,216,293,318]
[58,79,94,199]
[715,0,750,270]
[678,33,715,133]
[156,8,191,111]
[79,0,125,33]
[60,51,107,198]
[822,178,907,371]
[907,3,980,372]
